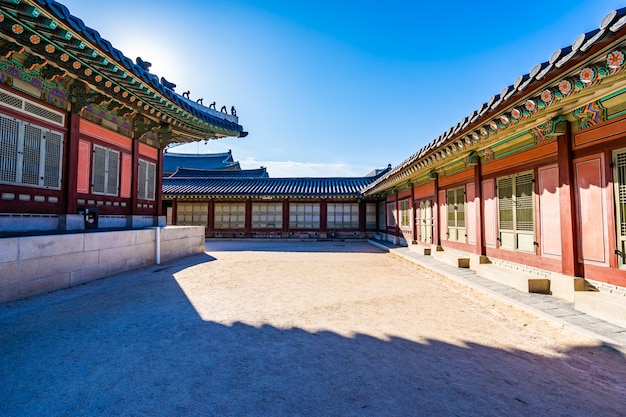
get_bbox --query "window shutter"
[43,130,62,188]
[92,145,106,194]
[456,187,465,228]
[137,159,147,200]
[147,161,156,200]
[107,149,120,195]
[21,124,42,186]
[0,116,19,183]
[515,173,534,232]
[497,177,514,231]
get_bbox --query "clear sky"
[60,1,626,177]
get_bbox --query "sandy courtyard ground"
[1,240,626,416]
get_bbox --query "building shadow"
[1,255,626,417]
[205,239,387,254]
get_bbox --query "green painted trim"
[495,141,536,159]
[600,87,626,102]
[608,109,626,120]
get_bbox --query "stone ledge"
[475,263,550,293]
[575,291,626,328]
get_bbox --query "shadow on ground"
[205,239,386,254]
[1,253,625,417]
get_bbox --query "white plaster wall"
[0,226,205,303]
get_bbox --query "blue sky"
[61,1,626,177]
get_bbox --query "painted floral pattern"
[541,89,553,103]
[607,50,624,69]
[559,79,572,95]
[511,108,521,119]
[45,44,55,53]
[29,35,41,45]
[579,67,595,83]
[525,100,536,111]
[12,24,23,35]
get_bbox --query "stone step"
[431,249,470,268]
[475,262,550,293]
[574,291,626,329]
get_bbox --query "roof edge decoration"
[364,7,626,195]
[0,0,247,146]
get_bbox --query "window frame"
[251,202,283,229]
[91,143,120,196]
[497,171,535,253]
[289,202,320,229]
[0,113,64,190]
[327,202,359,229]
[446,186,466,242]
[137,158,156,201]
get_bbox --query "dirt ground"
[1,240,626,416]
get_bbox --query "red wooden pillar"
[474,161,486,256]
[432,176,441,247]
[282,200,290,234]
[207,200,214,233]
[245,199,252,235]
[320,200,327,234]
[131,140,140,216]
[410,183,417,243]
[154,141,163,216]
[358,199,366,233]
[64,112,81,214]
[558,122,581,276]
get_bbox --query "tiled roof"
[163,151,239,173]
[163,171,389,198]
[364,7,626,194]
[168,167,269,179]
[0,1,246,140]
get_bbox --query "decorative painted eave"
[364,7,626,196]
[0,0,246,144]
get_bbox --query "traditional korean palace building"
[0,0,245,301]
[162,8,626,324]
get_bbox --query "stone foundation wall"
[0,226,205,303]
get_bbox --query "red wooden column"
[432,175,441,247]
[358,199,366,233]
[320,200,328,234]
[156,145,165,217]
[474,161,486,256]
[558,122,581,276]
[245,199,252,235]
[64,112,81,214]
[131,140,140,216]
[207,200,214,233]
[410,183,417,243]
[282,200,290,235]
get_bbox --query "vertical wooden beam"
[358,199,366,234]
[155,146,163,217]
[433,177,441,247]
[411,184,417,243]
[282,200,289,235]
[558,122,581,276]
[131,140,140,216]
[320,199,328,234]
[207,200,214,233]
[64,112,81,214]
[245,199,252,235]
[172,199,178,225]
[474,162,486,256]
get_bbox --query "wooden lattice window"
[0,113,63,190]
[497,171,535,252]
[138,159,156,200]
[215,202,246,229]
[447,186,465,241]
[176,202,208,226]
[327,203,359,229]
[289,203,320,229]
[252,202,283,229]
[399,199,410,228]
[92,144,119,196]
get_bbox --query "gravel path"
[1,240,626,416]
